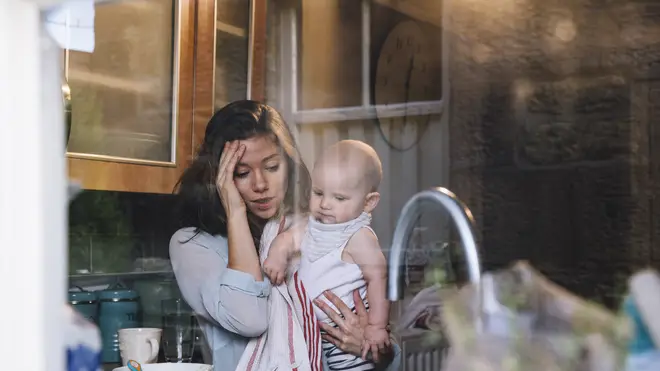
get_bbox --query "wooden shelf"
[69,270,173,279]
[69,270,174,286]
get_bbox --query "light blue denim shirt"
[170,228,270,370]
[170,227,401,371]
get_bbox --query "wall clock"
[374,20,437,151]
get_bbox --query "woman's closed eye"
[235,163,279,179]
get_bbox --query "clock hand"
[402,56,414,127]
[404,56,414,97]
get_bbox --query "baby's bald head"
[315,140,382,193]
[310,140,383,222]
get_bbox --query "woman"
[170,100,400,370]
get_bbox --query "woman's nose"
[252,170,268,192]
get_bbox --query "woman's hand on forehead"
[234,137,281,168]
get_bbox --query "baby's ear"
[364,192,380,213]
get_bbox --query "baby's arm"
[344,229,390,357]
[263,231,296,285]
[263,220,307,285]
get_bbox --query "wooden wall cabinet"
[67,0,267,194]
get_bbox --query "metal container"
[68,287,98,324]
[97,283,140,363]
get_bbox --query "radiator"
[399,330,448,371]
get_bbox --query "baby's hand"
[263,240,291,285]
[361,325,390,360]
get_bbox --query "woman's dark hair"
[174,100,311,245]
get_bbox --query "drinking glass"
[161,298,196,363]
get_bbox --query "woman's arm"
[226,210,263,280]
[216,142,263,281]
[170,229,270,337]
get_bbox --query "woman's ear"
[363,192,380,213]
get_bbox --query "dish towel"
[235,217,321,371]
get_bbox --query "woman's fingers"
[217,142,243,177]
[217,142,235,180]
[319,322,344,344]
[216,152,231,189]
[323,291,356,323]
[321,333,340,348]
[224,143,244,178]
[314,299,349,332]
[216,142,245,195]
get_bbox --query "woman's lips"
[252,197,274,211]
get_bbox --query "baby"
[264,140,389,370]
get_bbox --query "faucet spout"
[387,187,481,300]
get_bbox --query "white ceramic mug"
[118,328,162,365]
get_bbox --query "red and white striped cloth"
[235,217,323,371]
[290,270,322,371]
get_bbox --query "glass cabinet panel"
[66,0,178,164]
[214,0,251,110]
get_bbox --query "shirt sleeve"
[169,228,271,337]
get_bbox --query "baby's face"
[310,160,368,224]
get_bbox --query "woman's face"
[232,135,288,220]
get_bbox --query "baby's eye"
[313,190,323,196]
[335,196,346,201]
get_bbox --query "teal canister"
[68,288,98,324]
[97,285,140,363]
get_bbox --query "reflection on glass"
[161,298,196,363]
[66,0,177,163]
[263,0,442,113]
[214,0,251,110]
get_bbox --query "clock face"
[374,21,437,150]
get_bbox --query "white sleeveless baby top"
[298,212,374,323]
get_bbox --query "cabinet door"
[192,0,267,148]
[67,0,194,194]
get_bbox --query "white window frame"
[1,0,72,369]
[273,0,446,129]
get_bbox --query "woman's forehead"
[237,136,280,165]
